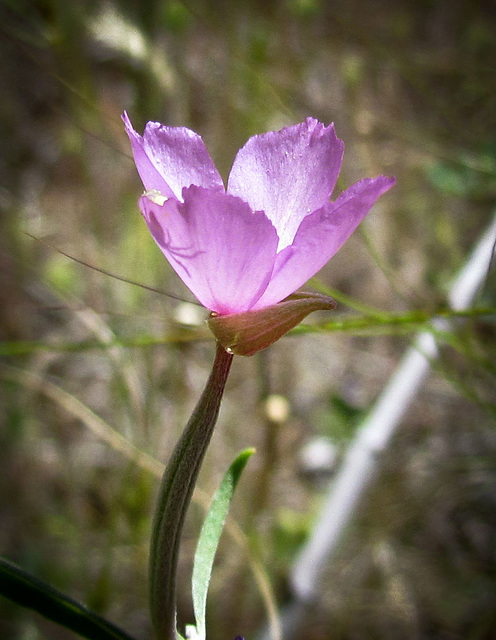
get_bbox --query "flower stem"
[149,343,234,640]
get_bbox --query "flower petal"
[139,186,279,314]
[123,112,224,199]
[123,111,175,198]
[227,118,344,250]
[252,176,396,309]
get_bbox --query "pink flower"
[123,112,394,316]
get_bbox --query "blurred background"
[1,0,496,638]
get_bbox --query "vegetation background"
[1,0,496,638]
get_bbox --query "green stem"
[149,343,234,640]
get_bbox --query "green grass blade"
[192,448,255,640]
[0,557,137,640]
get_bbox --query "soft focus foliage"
[1,1,496,639]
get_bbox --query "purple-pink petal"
[251,176,396,309]
[123,112,224,200]
[139,186,280,315]
[227,118,344,251]
[123,112,175,198]
[124,111,395,318]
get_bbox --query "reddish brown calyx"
[207,292,337,357]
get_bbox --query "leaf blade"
[192,448,255,640]
[0,557,137,640]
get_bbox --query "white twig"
[290,213,496,604]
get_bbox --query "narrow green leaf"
[192,448,255,640]
[0,557,137,640]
